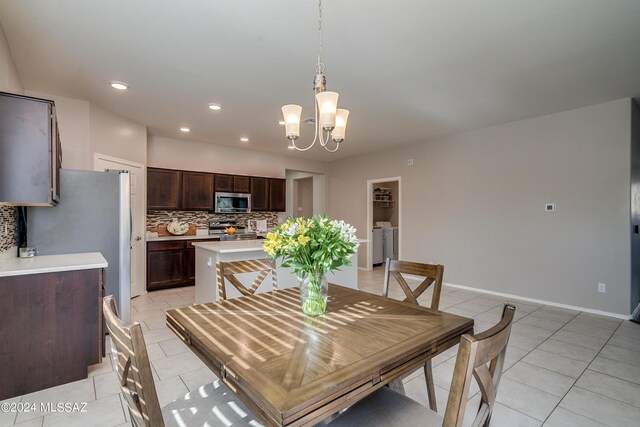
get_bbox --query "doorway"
[285,170,326,218]
[366,177,401,271]
[94,153,146,298]
[631,98,640,321]
[293,177,314,218]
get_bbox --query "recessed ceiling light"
[180,127,190,132]
[288,145,295,150]
[278,120,286,125]
[240,137,249,142]
[109,81,128,90]
[208,103,222,111]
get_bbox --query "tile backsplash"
[147,210,281,231]
[0,206,17,253]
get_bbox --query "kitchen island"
[192,240,359,303]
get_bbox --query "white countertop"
[192,240,266,254]
[0,252,108,277]
[147,234,221,242]
[147,232,269,242]
[192,238,367,254]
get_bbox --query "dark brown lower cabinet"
[185,246,196,285]
[147,241,185,290]
[0,268,103,400]
[147,239,218,291]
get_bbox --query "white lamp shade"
[315,91,339,130]
[332,109,349,142]
[281,104,302,139]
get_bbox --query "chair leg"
[388,377,406,395]
[424,360,437,412]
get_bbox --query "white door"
[95,154,146,297]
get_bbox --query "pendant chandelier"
[281,0,349,152]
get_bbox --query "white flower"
[331,219,358,246]
[284,222,299,236]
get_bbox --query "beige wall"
[329,99,632,315]
[285,170,326,217]
[34,93,90,169]
[147,136,328,178]
[294,177,313,218]
[0,21,22,255]
[25,92,147,170]
[89,104,147,166]
[0,22,22,94]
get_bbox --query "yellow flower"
[298,235,310,246]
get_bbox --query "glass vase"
[300,271,328,316]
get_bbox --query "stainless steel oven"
[214,192,251,213]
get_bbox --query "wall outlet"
[545,203,555,212]
[407,158,414,166]
[598,282,606,293]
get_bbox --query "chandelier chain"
[316,0,324,73]
[282,0,347,152]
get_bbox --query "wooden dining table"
[166,284,474,427]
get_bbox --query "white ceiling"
[1,0,640,161]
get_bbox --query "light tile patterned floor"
[2,268,639,426]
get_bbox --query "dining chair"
[216,258,277,300]
[102,295,263,427]
[328,303,516,427]
[382,258,444,411]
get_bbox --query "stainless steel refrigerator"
[27,169,131,321]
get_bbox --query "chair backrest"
[443,304,516,427]
[216,258,278,300]
[103,295,164,427]
[382,259,444,310]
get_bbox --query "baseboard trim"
[400,273,629,320]
[442,280,630,320]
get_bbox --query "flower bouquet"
[263,216,359,316]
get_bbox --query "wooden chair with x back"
[382,258,444,411]
[103,295,263,427]
[216,258,277,300]
[328,304,516,427]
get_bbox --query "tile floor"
[2,268,639,426]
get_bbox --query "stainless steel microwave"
[215,192,251,213]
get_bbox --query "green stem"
[302,271,327,316]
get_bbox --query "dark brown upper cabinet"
[214,174,233,192]
[215,174,251,194]
[233,176,251,193]
[269,178,286,212]
[251,177,269,211]
[148,168,286,212]
[147,168,181,210]
[0,92,61,206]
[181,171,214,210]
